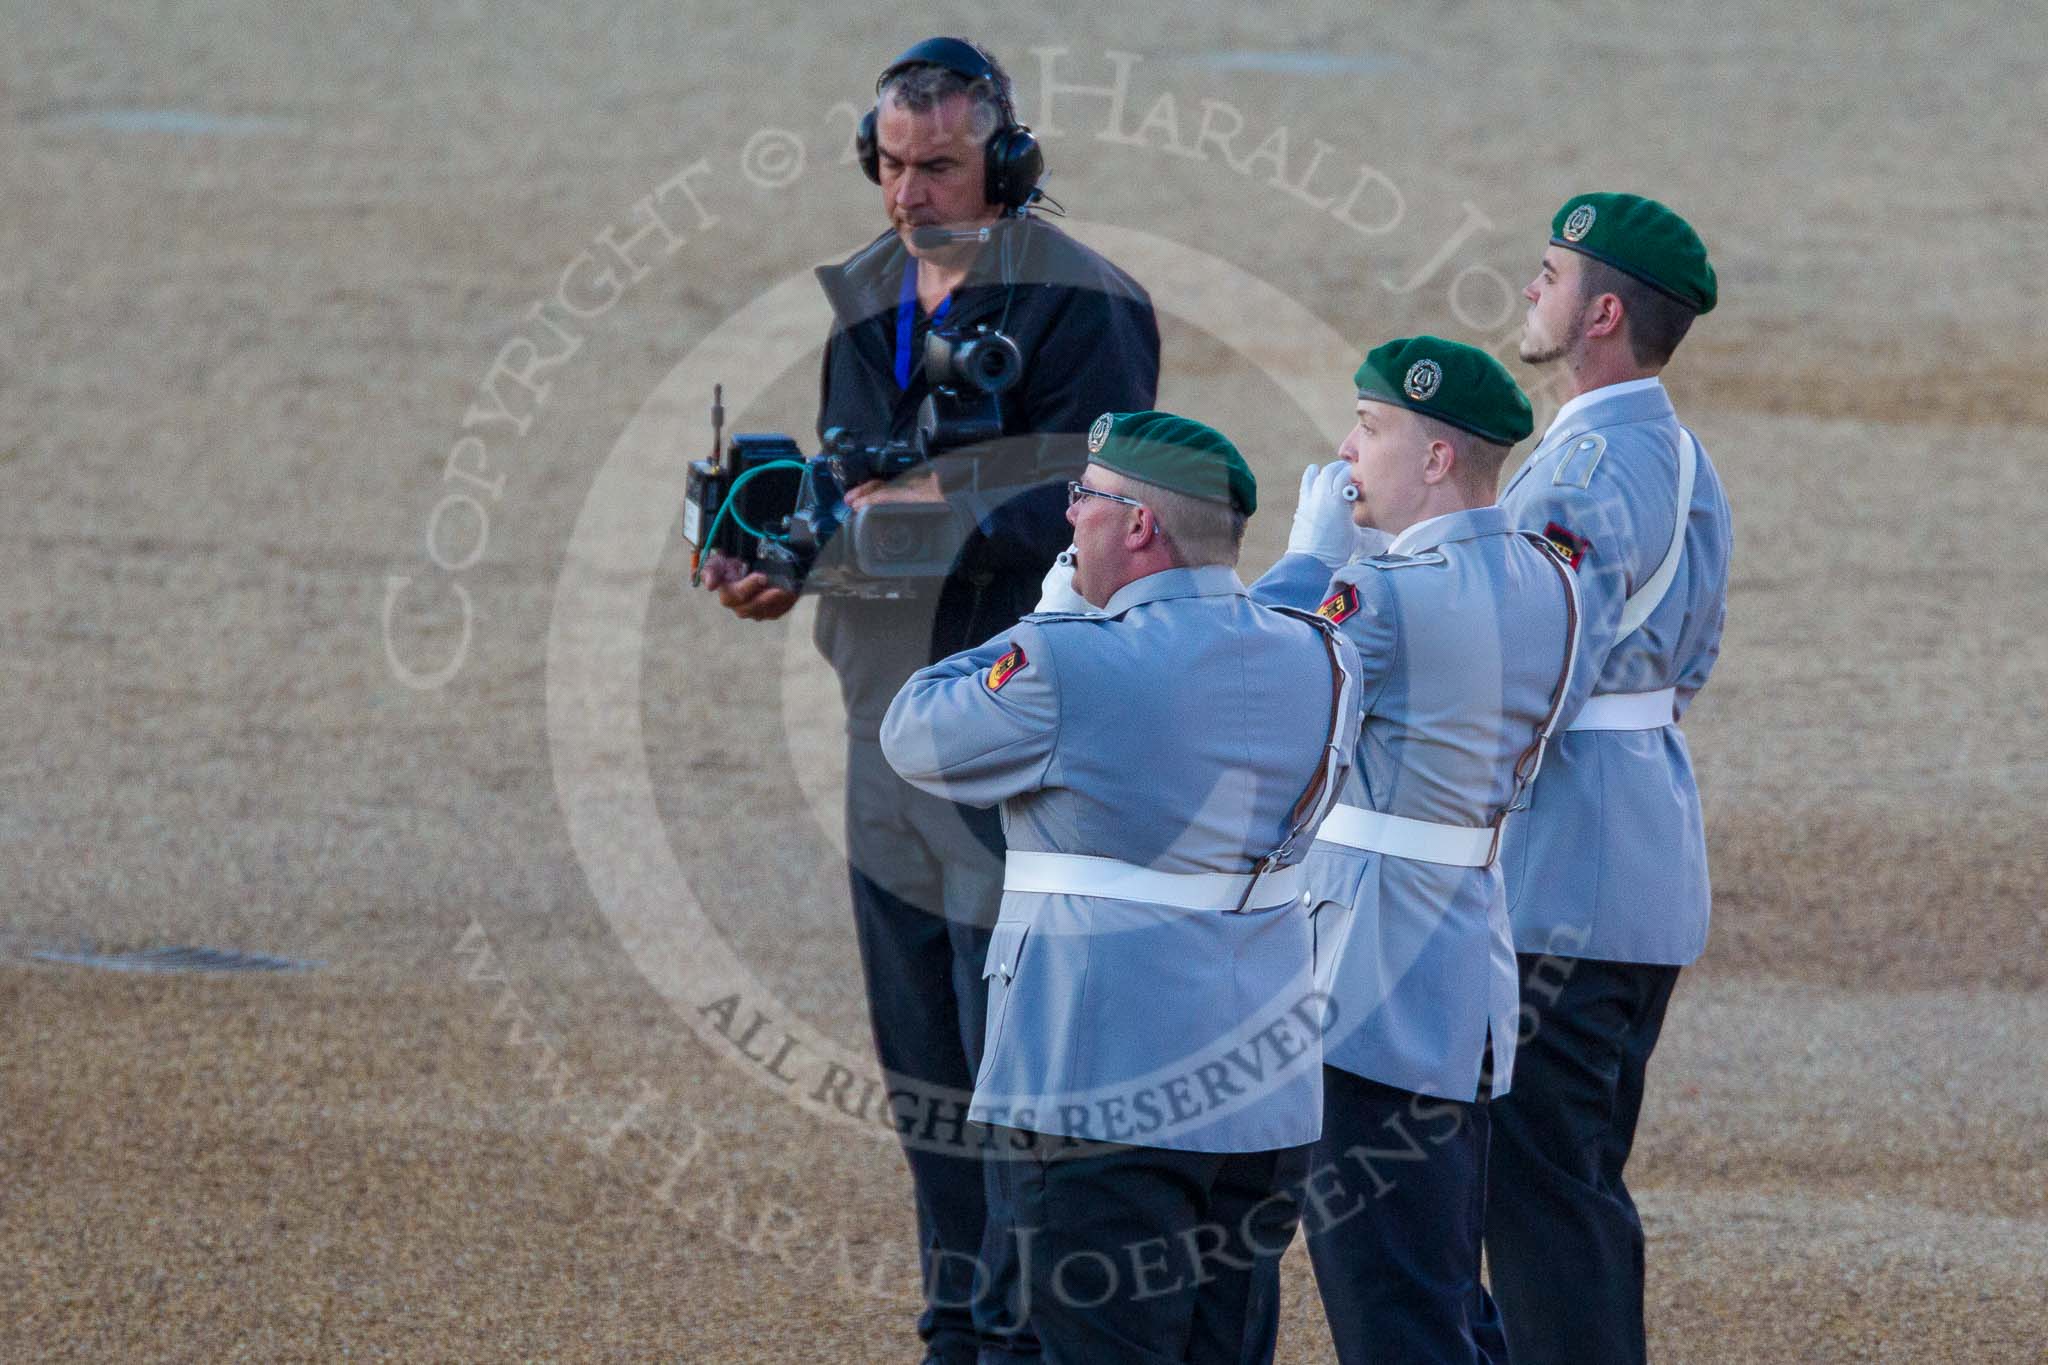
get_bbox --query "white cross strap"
[1616,429,1698,640]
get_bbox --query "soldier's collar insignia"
[1562,203,1596,242]
[1316,583,1361,625]
[986,644,1029,691]
[1087,413,1113,453]
[1403,358,1443,402]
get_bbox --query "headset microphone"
[910,226,993,250]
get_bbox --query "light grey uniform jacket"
[1497,378,1733,965]
[1255,506,1575,1101]
[880,565,1362,1154]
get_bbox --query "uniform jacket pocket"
[976,919,1032,1086]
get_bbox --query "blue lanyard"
[894,259,951,390]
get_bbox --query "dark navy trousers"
[845,737,1026,1364]
[1484,954,1682,1365]
[981,1128,1311,1365]
[1302,1064,1506,1364]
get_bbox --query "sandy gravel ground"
[4,1,2044,1359]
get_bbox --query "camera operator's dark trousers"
[982,1127,1310,1365]
[1483,954,1681,1365]
[1302,1065,1506,1364]
[845,737,1022,1364]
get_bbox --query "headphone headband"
[874,36,1016,128]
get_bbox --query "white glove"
[1034,546,1094,614]
[1286,461,1362,567]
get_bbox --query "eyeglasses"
[1067,481,1147,511]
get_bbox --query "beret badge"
[1087,412,1112,453]
[1562,203,1596,242]
[1403,359,1443,402]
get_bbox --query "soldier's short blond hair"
[1100,469,1249,568]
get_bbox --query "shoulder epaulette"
[1359,550,1448,571]
[1550,433,1608,489]
[1020,609,1112,625]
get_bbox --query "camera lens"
[957,333,1021,395]
[872,518,916,559]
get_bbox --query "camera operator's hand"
[844,469,944,509]
[701,551,798,621]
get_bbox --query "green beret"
[1550,192,1717,314]
[1085,410,1257,515]
[1352,335,1534,446]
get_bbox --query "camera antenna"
[688,383,727,586]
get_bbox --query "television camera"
[683,323,1022,598]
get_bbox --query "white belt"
[1002,851,1306,913]
[1314,803,1496,868]
[1567,687,1676,731]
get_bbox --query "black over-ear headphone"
[856,37,1045,211]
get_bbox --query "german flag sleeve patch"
[1316,583,1360,625]
[1543,522,1592,570]
[986,644,1028,692]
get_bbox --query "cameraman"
[702,38,1159,1365]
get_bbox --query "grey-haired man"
[700,39,1159,1365]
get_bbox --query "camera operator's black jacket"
[812,216,1161,737]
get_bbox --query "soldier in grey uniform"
[703,41,1159,1365]
[1484,193,1732,1365]
[1253,338,1579,1364]
[881,410,1362,1365]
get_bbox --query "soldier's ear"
[1423,437,1457,486]
[1582,290,1626,341]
